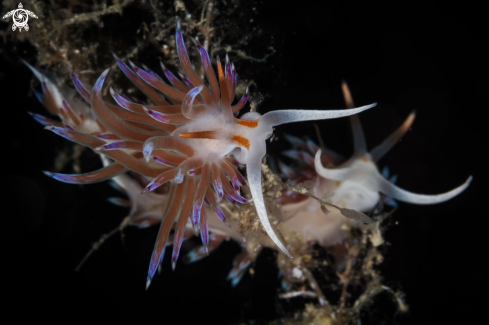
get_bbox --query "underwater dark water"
[1,1,486,324]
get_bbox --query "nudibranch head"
[28,22,377,287]
[275,82,472,249]
[314,82,472,211]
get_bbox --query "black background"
[1,1,487,324]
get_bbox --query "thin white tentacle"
[314,150,351,181]
[377,174,472,204]
[246,143,292,258]
[261,103,376,127]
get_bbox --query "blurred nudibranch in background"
[24,20,471,295]
[276,81,472,249]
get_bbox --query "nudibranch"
[314,82,472,210]
[26,21,375,288]
[277,82,472,248]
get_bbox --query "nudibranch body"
[27,22,376,288]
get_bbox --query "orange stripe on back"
[236,119,259,128]
[179,131,218,139]
[232,135,250,150]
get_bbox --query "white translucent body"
[279,177,350,247]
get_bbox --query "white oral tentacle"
[377,174,473,205]
[246,143,293,258]
[314,150,350,181]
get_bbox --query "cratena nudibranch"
[277,81,472,248]
[25,21,375,288]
